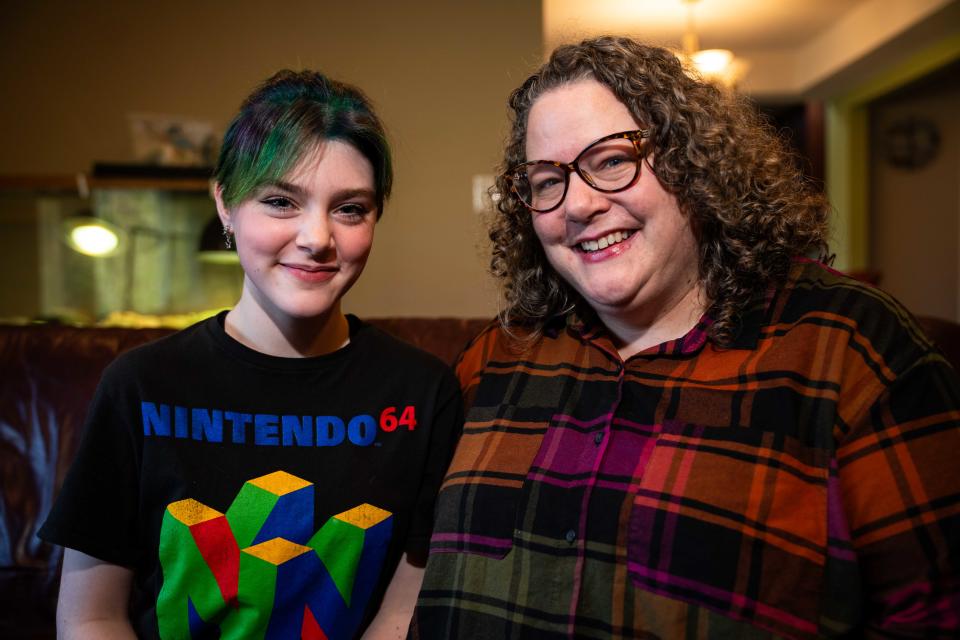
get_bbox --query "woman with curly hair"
[413,37,960,638]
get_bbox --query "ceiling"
[545,0,862,50]
[543,0,960,97]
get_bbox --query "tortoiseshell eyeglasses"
[504,129,651,213]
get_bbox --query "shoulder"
[454,319,515,369]
[349,316,455,380]
[773,259,936,373]
[453,318,582,392]
[777,259,912,327]
[102,316,216,382]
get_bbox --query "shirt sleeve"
[37,361,142,568]
[837,348,960,636]
[403,368,464,558]
[453,323,499,405]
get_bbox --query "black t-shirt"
[39,312,462,639]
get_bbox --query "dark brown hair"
[215,70,392,215]
[491,36,830,345]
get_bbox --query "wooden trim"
[803,100,825,187]
[0,174,211,193]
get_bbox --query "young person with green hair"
[40,70,462,640]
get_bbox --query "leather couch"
[0,317,489,639]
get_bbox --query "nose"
[296,212,334,257]
[562,171,609,224]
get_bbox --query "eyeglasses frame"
[504,129,651,214]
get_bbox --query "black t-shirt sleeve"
[37,361,141,567]
[403,368,463,558]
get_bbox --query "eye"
[334,202,373,222]
[586,150,636,178]
[526,166,566,195]
[532,176,563,195]
[261,196,296,211]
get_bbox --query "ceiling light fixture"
[681,0,748,89]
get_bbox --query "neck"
[225,291,350,358]
[598,280,708,360]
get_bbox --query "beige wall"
[0,0,543,318]
[869,63,960,321]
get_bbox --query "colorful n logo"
[156,471,392,639]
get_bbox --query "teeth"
[580,230,631,252]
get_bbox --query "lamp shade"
[63,209,126,257]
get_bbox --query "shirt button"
[594,432,604,445]
[564,529,577,544]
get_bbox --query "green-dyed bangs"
[215,105,316,208]
[214,70,392,215]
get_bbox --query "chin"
[580,288,640,311]
[274,298,341,322]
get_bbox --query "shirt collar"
[563,290,769,358]
[725,293,768,350]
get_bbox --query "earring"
[222,224,233,249]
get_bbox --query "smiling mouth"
[578,230,633,253]
[285,264,335,272]
[282,264,338,281]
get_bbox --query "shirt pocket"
[626,421,829,638]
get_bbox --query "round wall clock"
[882,116,941,170]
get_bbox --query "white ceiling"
[543,0,960,97]
[545,0,862,50]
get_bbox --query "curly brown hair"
[490,36,830,345]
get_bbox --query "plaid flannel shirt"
[413,259,960,639]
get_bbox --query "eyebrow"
[329,188,377,202]
[262,181,376,202]
[268,180,307,197]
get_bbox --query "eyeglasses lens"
[513,136,640,211]
[580,138,638,188]
[521,165,565,212]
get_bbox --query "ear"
[213,183,231,227]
